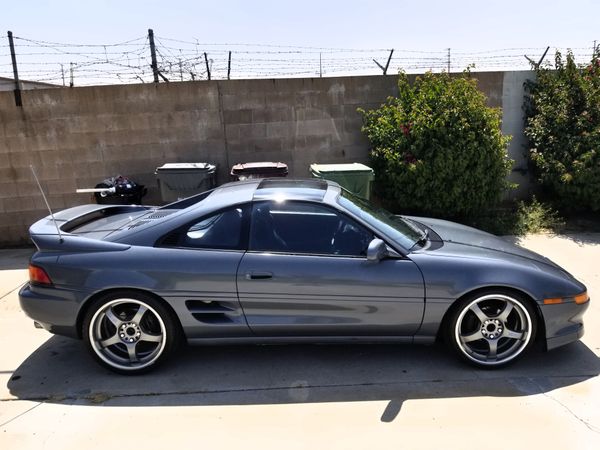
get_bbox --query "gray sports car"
[19,179,590,374]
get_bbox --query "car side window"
[182,206,246,250]
[249,201,373,256]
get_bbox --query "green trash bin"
[309,163,374,200]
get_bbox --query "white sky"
[1,0,598,84]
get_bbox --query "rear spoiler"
[30,204,148,252]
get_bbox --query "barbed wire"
[0,32,597,86]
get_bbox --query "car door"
[236,200,425,337]
[153,204,252,339]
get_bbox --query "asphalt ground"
[1,233,599,449]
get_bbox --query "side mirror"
[366,238,388,262]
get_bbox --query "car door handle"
[246,271,273,280]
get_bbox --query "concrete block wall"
[0,72,531,246]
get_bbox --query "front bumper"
[541,299,590,351]
[19,283,82,339]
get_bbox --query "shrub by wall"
[525,51,600,211]
[359,71,512,218]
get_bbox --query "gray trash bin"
[155,163,217,202]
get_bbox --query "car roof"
[202,178,332,209]
[253,178,329,201]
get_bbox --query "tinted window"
[249,201,372,256]
[337,189,423,250]
[182,206,245,250]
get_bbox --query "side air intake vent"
[185,300,240,324]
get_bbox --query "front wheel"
[447,291,537,368]
[82,291,181,374]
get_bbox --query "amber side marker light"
[29,264,52,285]
[574,292,590,304]
[543,292,589,305]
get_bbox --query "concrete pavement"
[1,235,599,449]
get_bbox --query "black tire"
[446,289,538,368]
[82,290,181,374]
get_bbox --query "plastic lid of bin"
[156,163,216,172]
[309,163,373,174]
[231,162,288,175]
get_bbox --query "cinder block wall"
[0,72,531,246]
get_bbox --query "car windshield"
[337,189,424,250]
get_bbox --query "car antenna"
[30,165,63,243]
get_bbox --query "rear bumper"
[19,283,81,339]
[541,299,589,351]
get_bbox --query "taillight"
[29,264,52,285]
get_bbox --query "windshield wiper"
[414,229,429,248]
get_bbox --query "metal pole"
[148,29,159,83]
[227,51,231,80]
[537,46,550,67]
[383,49,394,75]
[69,62,74,87]
[179,59,183,81]
[204,52,211,80]
[60,64,65,86]
[7,31,22,107]
[447,48,451,73]
[319,52,322,77]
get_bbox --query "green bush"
[512,197,564,235]
[525,50,600,211]
[359,71,513,218]
[470,197,564,236]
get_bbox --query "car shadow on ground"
[7,336,600,422]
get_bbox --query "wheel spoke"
[497,302,514,322]
[126,343,139,362]
[131,304,148,324]
[99,333,121,348]
[90,298,169,371]
[140,332,162,343]
[461,330,484,343]
[487,339,498,359]
[105,308,123,327]
[504,329,525,340]
[469,303,489,323]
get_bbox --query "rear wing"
[30,204,149,252]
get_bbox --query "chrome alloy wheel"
[454,294,533,366]
[88,298,167,371]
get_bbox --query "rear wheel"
[82,291,181,374]
[447,290,537,368]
